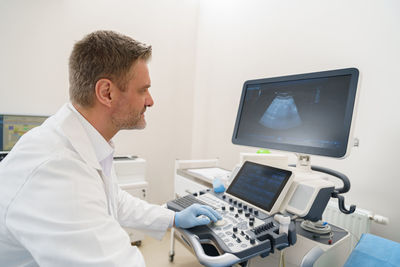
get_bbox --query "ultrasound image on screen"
[234,74,355,157]
[226,161,292,212]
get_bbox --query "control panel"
[167,190,296,266]
[198,192,267,253]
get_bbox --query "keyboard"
[169,194,209,210]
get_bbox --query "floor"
[139,230,203,267]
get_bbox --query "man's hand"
[174,203,222,229]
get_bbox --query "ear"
[95,78,113,108]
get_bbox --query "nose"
[145,92,154,107]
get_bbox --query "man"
[0,30,221,266]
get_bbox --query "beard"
[111,107,146,130]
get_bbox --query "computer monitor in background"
[232,68,359,159]
[0,114,47,157]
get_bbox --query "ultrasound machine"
[167,68,360,267]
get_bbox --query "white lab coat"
[0,104,175,267]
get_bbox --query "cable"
[300,220,332,235]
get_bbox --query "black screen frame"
[226,161,293,212]
[231,68,359,158]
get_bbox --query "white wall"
[191,0,400,242]
[0,0,199,204]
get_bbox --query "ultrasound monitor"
[0,114,47,152]
[226,161,294,215]
[232,68,359,158]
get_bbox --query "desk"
[174,158,230,198]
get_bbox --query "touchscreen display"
[226,161,292,212]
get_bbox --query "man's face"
[110,60,153,130]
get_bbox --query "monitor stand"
[293,154,356,214]
[290,154,329,184]
[285,154,334,220]
[286,153,356,240]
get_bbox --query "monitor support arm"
[310,165,356,214]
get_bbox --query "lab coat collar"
[68,103,114,165]
[57,104,102,171]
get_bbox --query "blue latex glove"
[213,177,225,193]
[175,203,222,229]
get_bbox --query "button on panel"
[196,193,265,253]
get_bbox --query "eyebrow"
[141,84,151,90]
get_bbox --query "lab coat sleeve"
[5,155,145,267]
[116,186,175,240]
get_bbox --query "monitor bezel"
[231,68,360,158]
